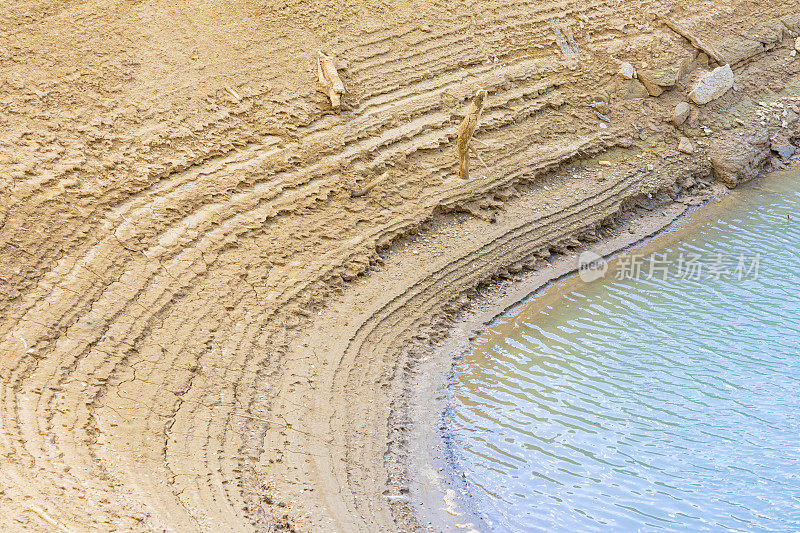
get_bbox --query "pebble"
[618,62,636,79]
[795,37,800,52]
[673,102,691,126]
[678,137,694,154]
[593,101,610,115]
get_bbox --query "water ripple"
[447,169,800,531]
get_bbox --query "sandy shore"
[1,2,800,531]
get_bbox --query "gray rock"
[673,102,691,126]
[710,131,771,188]
[771,132,797,161]
[678,137,694,154]
[772,144,796,161]
[689,64,734,105]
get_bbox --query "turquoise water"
[447,167,800,531]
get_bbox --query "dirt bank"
[1,2,799,531]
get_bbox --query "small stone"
[678,137,694,154]
[637,68,679,97]
[772,144,796,161]
[646,163,655,171]
[792,50,797,58]
[673,102,691,126]
[593,101,610,114]
[617,78,650,99]
[689,64,734,105]
[618,62,636,79]
[795,37,800,52]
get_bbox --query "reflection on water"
[449,168,800,531]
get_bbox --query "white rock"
[795,37,800,52]
[618,62,636,79]
[689,64,734,105]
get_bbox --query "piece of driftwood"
[657,15,724,64]
[224,84,241,102]
[350,172,389,198]
[457,89,488,180]
[317,51,345,109]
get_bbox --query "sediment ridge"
[1,2,799,531]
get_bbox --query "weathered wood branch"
[350,172,389,198]
[457,89,488,179]
[317,51,345,109]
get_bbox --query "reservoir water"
[446,167,800,531]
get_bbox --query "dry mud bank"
[1,2,800,531]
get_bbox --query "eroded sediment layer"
[1,2,799,531]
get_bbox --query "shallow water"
[448,167,800,531]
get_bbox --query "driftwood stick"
[469,144,489,169]
[457,89,488,179]
[317,51,345,109]
[224,84,241,102]
[350,172,390,198]
[657,15,724,64]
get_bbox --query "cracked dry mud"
[1,1,799,531]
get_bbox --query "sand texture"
[1,1,799,531]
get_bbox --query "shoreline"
[405,188,719,531]
[409,161,800,531]
[404,162,799,530]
